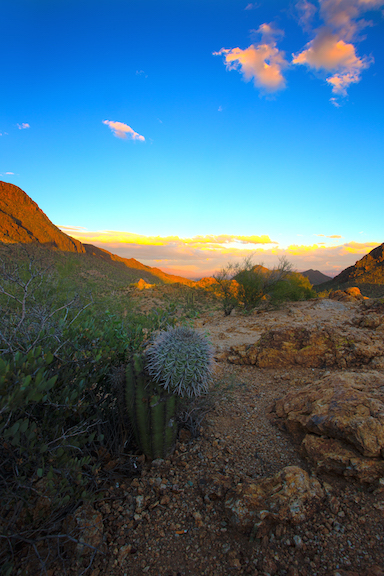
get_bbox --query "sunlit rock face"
[0,181,86,252]
[271,371,384,484]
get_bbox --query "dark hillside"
[83,244,194,286]
[332,243,384,284]
[301,269,332,285]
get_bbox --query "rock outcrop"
[227,325,384,369]
[271,371,384,484]
[329,287,365,302]
[352,298,384,331]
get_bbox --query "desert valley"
[1,181,384,576]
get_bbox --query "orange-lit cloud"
[315,234,343,238]
[17,123,30,129]
[58,225,380,279]
[293,0,382,100]
[319,0,384,41]
[214,24,288,93]
[58,225,87,231]
[157,242,380,278]
[102,120,145,141]
[293,29,369,96]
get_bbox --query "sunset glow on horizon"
[1,0,383,279]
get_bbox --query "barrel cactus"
[146,326,214,397]
[126,327,213,459]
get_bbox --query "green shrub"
[212,263,239,316]
[0,249,176,574]
[269,272,316,305]
[213,257,316,314]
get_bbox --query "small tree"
[213,263,239,316]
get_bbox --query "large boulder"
[224,466,323,536]
[272,372,384,483]
[329,288,364,302]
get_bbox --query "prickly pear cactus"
[125,353,178,459]
[145,326,214,397]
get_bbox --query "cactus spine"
[145,326,213,397]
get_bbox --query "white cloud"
[214,23,288,93]
[102,120,145,141]
[17,123,30,129]
[245,2,259,10]
[58,225,87,231]
[5,172,14,175]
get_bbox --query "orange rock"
[273,372,384,458]
[224,466,323,535]
[345,287,364,299]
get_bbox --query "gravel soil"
[90,366,384,576]
[70,299,384,576]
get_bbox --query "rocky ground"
[55,293,384,575]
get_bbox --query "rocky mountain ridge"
[0,181,193,286]
[0,181,85,253]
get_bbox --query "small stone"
[293,535,303,548]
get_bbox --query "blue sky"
[1,0,383,278]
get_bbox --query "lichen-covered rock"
[352,299,384,330]
[224,466,323,536]
[272,371,384,483]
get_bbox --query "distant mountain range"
[0,181,193,286]
[1,181,383,294]
[300,269,332,285]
